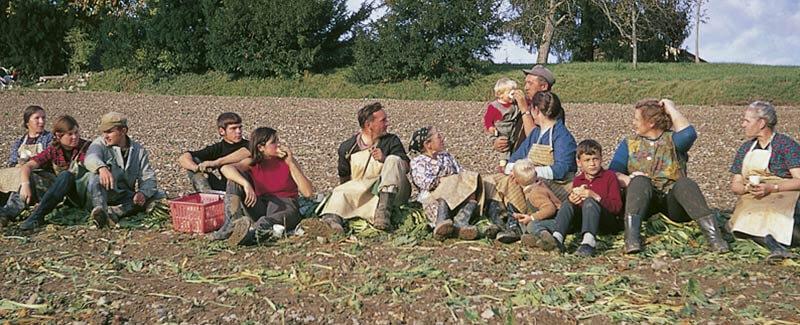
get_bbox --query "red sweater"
[483,101,513,130]
[251,159,298,198]
[572,168,623,216]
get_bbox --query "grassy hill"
[83,62,800,105]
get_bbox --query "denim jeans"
[28,171,81,219]
[553,198,623,237]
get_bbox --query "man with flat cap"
[85,112,164,227]
[493,64,561,155]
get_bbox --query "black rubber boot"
[695,214,731,253]
[624,214,642,254]
[432,199,454,241]
[207,194,243,241]
[373,191,394,231]
[763,235,793,262]
[496,203,521,244]
[19,212,45,231]
[483,200,505,240]
[453,200,478,240]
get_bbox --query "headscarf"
[408,126,432,153]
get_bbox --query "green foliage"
[0,0,75,78]
[64,27,96,73]
[206,0,370,77]
[143,0,213,75]
[349,0,503,86]
[95,14,145,70]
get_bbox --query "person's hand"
[660,99,676,113]
[19,183,32,204]
[749,183,775,199]
[133,191,146,206]
[513,213,532,225]
[493,136,510,153]
[197,160,217,172]
[512,90,528,111]
[568,191,583,205]
[99,167,114,190]
[279,144,293,161]
[630,171,648,178]
[371,147,385,162]
[243,184,257,207]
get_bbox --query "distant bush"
[349,0,503,86]
[0,0,74,78]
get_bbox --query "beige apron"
[319,148,385,222]
[730,137,798,245]
[419,170,491,219]
[0,141,45,192]
[525,127,573,202]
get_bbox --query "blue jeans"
[553,198,622,236]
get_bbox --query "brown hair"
[635,99,672,131]
[532,91,562,120]
[216,112,242,129]
[249,127,277,165]
[51,115,79,148]
[357,102,384,128]
[22,105,45,129]
[576,139,602,159]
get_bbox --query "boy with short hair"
[495,159,562,243]
[178,112,250,192]
[483,78,523,160]
[544,139,623,256]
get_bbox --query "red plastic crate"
[169,193,225,234]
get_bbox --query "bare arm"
[210,147,250,168]
[778,168,800,192]
[178,152,199,172]
[18,160,40,203]
[287,158,314,197]
[513,91,536,137]
[730,174,747,195]
[616,172,631,188]
[661,99,690,132]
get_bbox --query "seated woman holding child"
[728,101,800,261]
[609,99,729,254]
[209,127,314,246]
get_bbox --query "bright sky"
[346,0,800,66]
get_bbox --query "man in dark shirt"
[310,102,410,234]
[178,112,250,192]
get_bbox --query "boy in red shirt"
[544,139,623,256]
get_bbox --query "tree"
[350,0,503,86]
[507,0,575,64]
[206,0,371,77]
[592,0,648,68]
[693,0,709,63]
[0,0,75,78]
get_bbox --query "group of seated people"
[1,65,799,261]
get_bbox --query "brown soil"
[1,91,799,323]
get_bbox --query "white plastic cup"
[748,175,761,186]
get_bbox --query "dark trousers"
[225,175,300,231]
[554,198,623,236]
[624,176,711,222]
[29,171,79,219]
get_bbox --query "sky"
[346,0,800,66]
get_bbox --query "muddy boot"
[91,206,110,228]
[19,212,45,231]
[190,171,213,193]
[207,194,243,241]
[763,235,793,262]
[793,226,800,247]
[0,215,9,228]
[300,214,345,237]
[453,200,478,240]
[0,192,26,220]
[228,217,253,246]
[483,200,505,240]
[695,213,730,253]
[432,199,454,241]
[624,214,642,254]
[497,203,522,244]
[373,191,394,231]
[537,230,561,252]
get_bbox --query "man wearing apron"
[309,102,410,235]
[729,101,800,261]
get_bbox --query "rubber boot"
[373,191,394,231]
[190,172,213,193]
[432,199,454,241]
[763,235,793,262]
[207,194,243,241]
[19,212,45,231]
[695,214,730,253]
[322,214,346,235]
[496,203,521,244]
[453,200,478,240]
[624,214,642,254]
[791,225,800,247]
[483,200,505,240]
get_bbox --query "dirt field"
[1,91,799,323]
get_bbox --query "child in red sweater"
[483,77,522,160]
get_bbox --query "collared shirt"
[410,151,462,192]
[729,132,800,178]
[31,139,89,172]
[8,131,53,166]
[572,168,623,216]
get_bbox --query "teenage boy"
[179,112,250,192]
[543,139,623,256]
[85,112,164,227]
